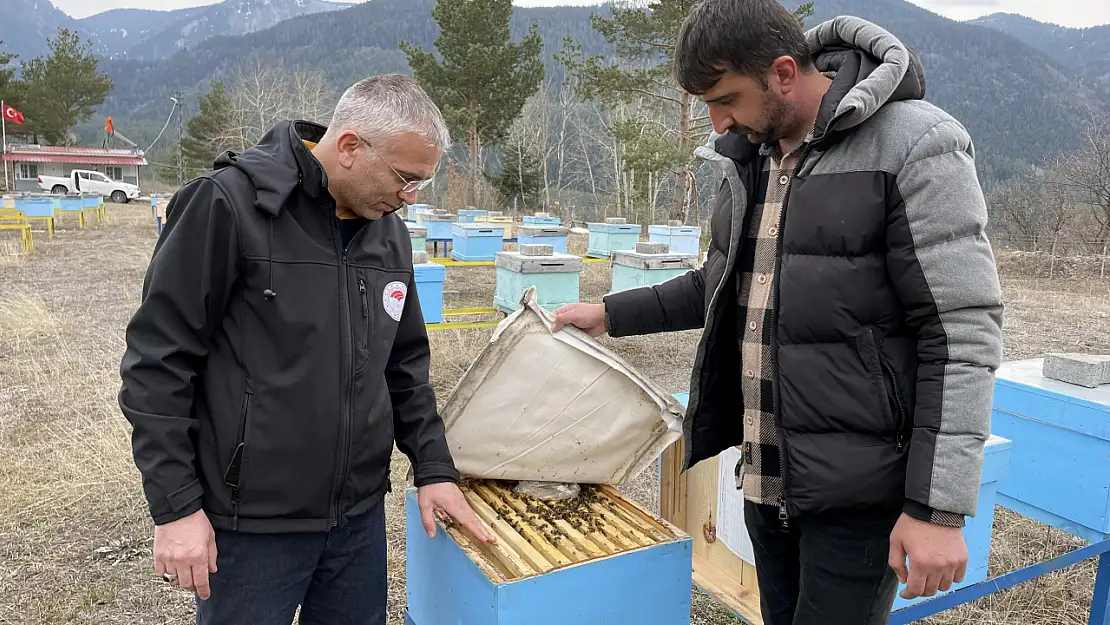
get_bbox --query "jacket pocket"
[877,351,909,452]
[222,388,254,513]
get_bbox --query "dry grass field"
[0,205,1107,624]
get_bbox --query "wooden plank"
[587,502,652,549]
[462,489,553,574]
[472,484,572,568]
[692,553,764,625]
[442,524,506,583]
[659,440,687,530]
[442,307,498,316]
[425,320,501,331]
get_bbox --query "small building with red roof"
[2,143,148,193]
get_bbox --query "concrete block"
[667,219,683,226]
[1043,353,1110,388]
[605,217,627,224]
[636,241,669,254]
[413,250,429,265]
[520,243,554,256]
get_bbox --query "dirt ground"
[0,206,1106,624]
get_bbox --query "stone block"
[1042,353,1110,388]
[412,250,429,265]
[605,217,628,224]
[636,241,669,254]
[520,243,554,256]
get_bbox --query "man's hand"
[888,513,968,599]
[153,508,218,600]
[417,482,497,544]
[552,303,606,336]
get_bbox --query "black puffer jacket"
[119,120,459,533]
[604,16,1003,523]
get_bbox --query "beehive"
[458,208,489,223]
[452,223,507,261]
[648,223,702,256]
[412,251,445,324]
[992,357,1110,543]
[516,225,569,254]
[404,478,693,625]
[418,213,455,241]
[493,245,582,313]
[587,218,641,259]
[15,194,54,217]
[405,223,427,253]
[523,212,561,225]
[610,242,698,294]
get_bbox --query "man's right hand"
[552,303,607,336]
[154,508,218,600]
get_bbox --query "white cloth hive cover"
[440,286,685,485]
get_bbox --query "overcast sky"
[54,0,1110,28]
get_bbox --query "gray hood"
[696,15,927,160]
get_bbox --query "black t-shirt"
[337,216,367,250]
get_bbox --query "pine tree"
[0,42,16,97]
[181,82,235,174]
[561,1,813,221]
[16,28,113,145]
[399,0,545,194]
[490,147,544,209]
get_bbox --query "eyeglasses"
[356,133,435,193]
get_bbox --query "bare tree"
[1052,112,1110,245]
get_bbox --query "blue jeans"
[195,501,387,625]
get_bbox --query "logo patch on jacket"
[382,281,407,321]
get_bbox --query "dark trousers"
[195,501,387,625]
[745,501,902,625]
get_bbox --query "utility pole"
[175,90,185,189]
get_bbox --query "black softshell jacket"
[119,120,459,533]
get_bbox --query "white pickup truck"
[37,169,141,203]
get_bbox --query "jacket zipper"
[880,354,909,451]
[358,278,369,346]
[223,389,253,529]
[770,145,814,531]
[330,228,353,528]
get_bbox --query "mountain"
[77,7,202,59]
[0,0,355,64]
[113,0,356,60]
[969,12,1110,99]
[94,0,1108,184]
[0,0,77,62]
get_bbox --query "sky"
[53,0,1110,28]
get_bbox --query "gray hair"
[326,74,451,150]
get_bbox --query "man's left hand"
[888,513,968,599]
[417,482,497,544]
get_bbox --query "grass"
[0,209,1106,624]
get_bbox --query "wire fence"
[991,235,1110,281]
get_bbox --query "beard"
[730,90,798,146]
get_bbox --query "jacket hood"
[212,120,330,216]
[697,15,927,160]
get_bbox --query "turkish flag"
[2,103,25,125]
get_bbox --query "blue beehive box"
[15,194,54,217]
[523,213,561,226]
[406,223,427,253]
[610,242,697,294]
[412,251,445,324]
[451,223,505,262]
[458,208,489,224]
[404,481,693,625]
[892,434,1012,610]
[82,193,100,209]
[421,214,455,241]
[991,357,1110,542]
[516,225,569,255]
[587,219,641,259]
[58,192,83,213]
[648,223,701,257]
[493,245,583,314]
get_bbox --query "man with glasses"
[118,74,494,625]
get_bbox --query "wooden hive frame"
[445,478,683,582]
[659,439,764,624]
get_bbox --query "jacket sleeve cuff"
[903,499,965,528]
[413,462,461,487]
[151,479,204,525]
